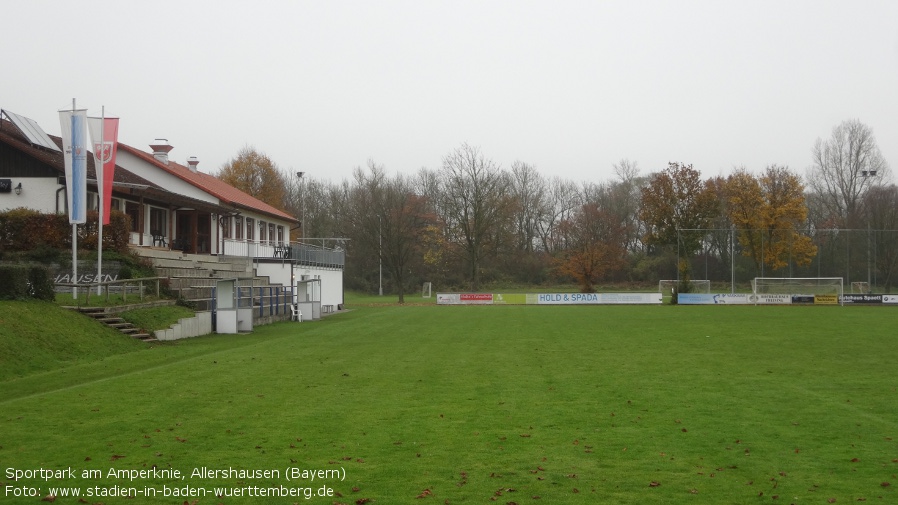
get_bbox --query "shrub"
[27,265,56,301]
[0,264,29,300]
[0,264,54,301]
[0,208,130,254]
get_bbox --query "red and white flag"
[87,116,119,225]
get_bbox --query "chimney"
[149,139,173,164]
[187,156,199,173]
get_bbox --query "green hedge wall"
[0,208,131,254]
[0,264,56,301]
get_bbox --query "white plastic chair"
[290,304,302,322]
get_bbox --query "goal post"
[658,279,711,294]
[752,277,843,300]
[422,282,432,298]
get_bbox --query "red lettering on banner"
[460,294,493,301]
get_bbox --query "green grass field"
[1,301,896,504]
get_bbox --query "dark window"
[221,216,231,239]
[125,201,140,232]
[150,207,166,236]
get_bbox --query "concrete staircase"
[75,306,158,342]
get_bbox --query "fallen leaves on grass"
[649,481,661,487]
[415,488,433,498]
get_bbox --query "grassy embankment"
[1,299,896,504]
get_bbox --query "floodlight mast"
[378,216,383,296]
[860,170,876,292]
[295,171,305,242]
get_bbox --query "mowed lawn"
[1,304,897,504]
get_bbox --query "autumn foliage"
[725,165,816,272]
[555,203,627,292]
[218,146,288,212]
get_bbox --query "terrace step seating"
[131,248,294,321]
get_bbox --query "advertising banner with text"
[437,293,661,305]
[678,293,751,305]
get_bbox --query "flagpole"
[71,98,78,300]
[97,106,104,296]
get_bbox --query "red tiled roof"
[117,143,297,223]
[0,118,159,188]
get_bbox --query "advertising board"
[813,294,839,305]
[840,294,882,304]
[678,293,751,305]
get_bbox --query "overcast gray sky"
[4,0,897,184]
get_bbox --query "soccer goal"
[851,281,870,294]
[658,279,711,294]
[422,282,432,298]
[752,277,843,298]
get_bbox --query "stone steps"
[74,307,156,342]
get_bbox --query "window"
[125,201,140,232]
[221,216,231,239]
[150,207,167,236]
[277,225,285,244]
[246,218,254,241]
[235,216,243,240]
[268,223,275,245]
[111,198,121,212]
[259,221,267,243]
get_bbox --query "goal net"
[752,277,843,297]
[658,279,711,294]
[422,282,432,298]
[851,281,870,294]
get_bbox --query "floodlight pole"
[295,171,305,242]
[860,170,875,292]
[378,216,383,296]
[731,226,735,294]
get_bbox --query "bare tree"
[440,143,509,290]
[610,159,645,254]
[508,161,547,253]
[349,161,429,302]
[808,119,890,226]
[537,176,580,253]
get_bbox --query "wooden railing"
[56,277,166,306]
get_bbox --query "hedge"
[0,208,131,254]
[0,264,56,301]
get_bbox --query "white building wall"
[116,150,217,203]
[1,177,63,213]
[255,261,344,308]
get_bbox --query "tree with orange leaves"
[555,203,627,292]
[726,165,816,273]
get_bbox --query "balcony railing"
[221,239,345,268]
